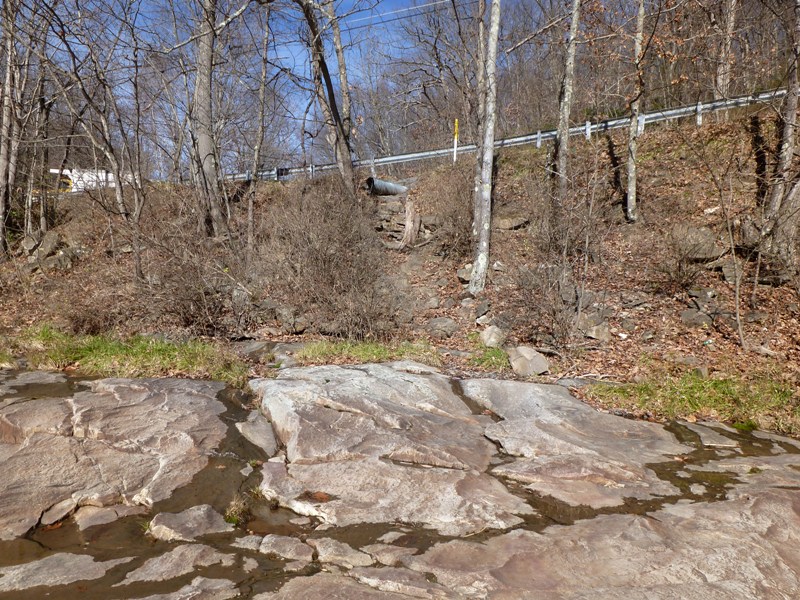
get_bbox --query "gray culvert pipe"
[366,177,408,196]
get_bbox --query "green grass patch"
[585,371,797,432]
[295,339,441,366]
[15,324,248,386]
[469,346,510,371]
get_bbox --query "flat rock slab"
[148,505,233,542]
[251,362,531,535]
[0,375,227,540]
[0,553,133,592]
[132,577,238,600]
[116,544,234,585]
[403,488,800,598]
[461,378,689,508]
[258,534,314,562]
[252,572,413,599]
[308,537,374,568]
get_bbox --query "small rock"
[457,264,473,283]
[688,287,717,300]
[693,366,710,379]
[493,216,529,230]
[116,544,234,585]
[148,505,233,542]
[425,317,458,339]
[680,308,713,328]
[38,230,61,258]
[441,298,457,310]
[474,299,490,318]
[236,411,278,457]
[583,322,611,342]
[134,577,238,600]
[307,538,374,568]
[480,325,506,348]
[73,505,147,530]
[506,346,549,376]
[258,534,314,562]
[361,543,418,566]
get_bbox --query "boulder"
[479,325,506,348]
[681,308,713,328]
[506,346,549,376]
[425,317,458,338]
[456,264,472,283]
[672,224,727,261]
[236,410,278,457]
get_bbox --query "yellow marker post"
[453,118,459,164]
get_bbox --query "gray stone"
[456,264,472,283]
[0,554,133,592]
[681,308,713,327]
[479,325,506,348]
[116,544,234,585]
[258,534,314,562]
[461,378,689,508]
[582,321,611,342]
[474,299,490,318]
[506,346,549,376]
[231,535,263,551]
[672,224,727,261]
[415,287,440,310]
[425,317,458,338]
[0,377,227,540]
[307,537,374,568]
[21,232,42,254]
[133,577,238,600]
[688,287,717,300]
[148,505,233,542]
[38,229,61,258]
[236,410,278,456]
[493,215,529,230]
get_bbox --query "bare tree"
[469,0,501,294]
[553,0,581,206]
[295,0,356,196]
[625,0,647,223]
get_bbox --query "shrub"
[261,177,398,340]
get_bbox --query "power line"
[340,0,479,34]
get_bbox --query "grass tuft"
[469,346,510,371]
[14,324,249,386]
[295,340,441,367]
[585,370,798,433]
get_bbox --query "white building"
[48,169,128,192]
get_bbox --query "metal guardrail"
[227,88,787,182]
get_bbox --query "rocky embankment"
[1,364,799,598]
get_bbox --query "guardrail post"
[585,121,591,140]
[696,102,703,127]
[536,130,541,148]
[637,114,646,135]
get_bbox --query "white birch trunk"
[554,0,581,205]
[625,0,646,223]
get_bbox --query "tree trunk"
[0,1,15,258]
[296,0,356,198]
[468,0,501,294]
[715,0,738,104]
[192,0,228,237]
[766,0,800,272]
[625,0,646,223]
[248,3,271,269]
[472,0,487,238]
[553,0,581,206]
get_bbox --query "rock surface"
[0,554,133,592]
[116,544,235,585]
[148,505,233,542]
[0,375,227,540]
[251,362,533,535]
[4,367,800,600]
[461,378,688,508]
